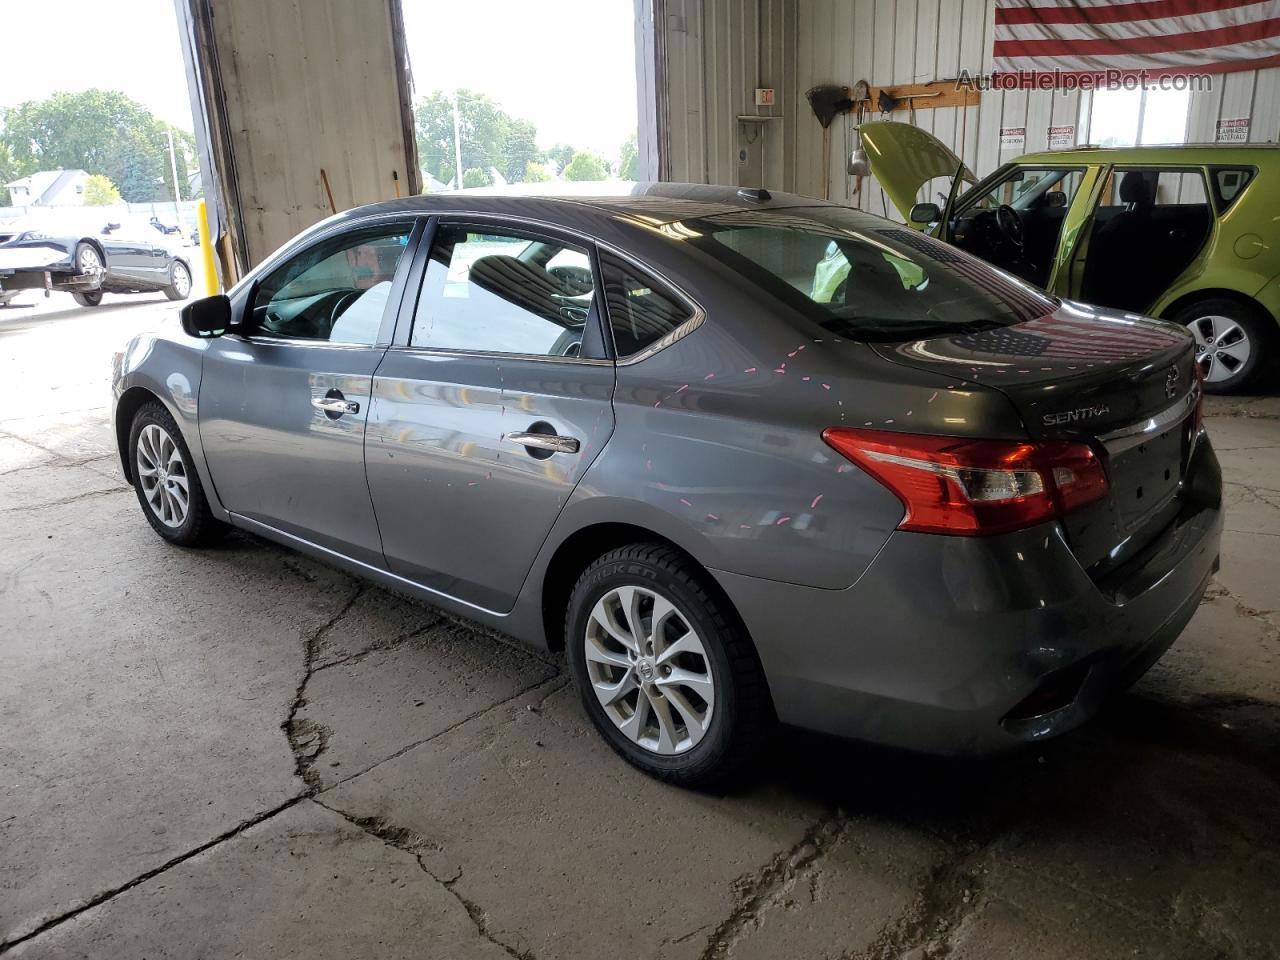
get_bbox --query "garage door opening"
[400,1,640,188]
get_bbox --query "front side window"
[962,166,1084,213]
[409,225,596,358]
[252,225,411,344]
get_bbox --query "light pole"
[165,129,182,228]
[452,91,464,190]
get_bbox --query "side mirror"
[909,202,940,224]
[180,294,232,339]
[1044,190,1067,208]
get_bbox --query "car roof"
[346,182,842,228]
[1015,143,1280,167]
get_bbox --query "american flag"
[949,315,1185,363]
[992,0,1280,83]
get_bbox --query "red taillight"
[1190,364,1205,434]
[822,428,1107,536]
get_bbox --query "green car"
[857,121,1280,393]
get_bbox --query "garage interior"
[2,1,1279,958]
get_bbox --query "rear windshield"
[685,208,1055,341]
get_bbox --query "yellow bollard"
[197,200,219,296]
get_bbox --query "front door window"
[251,225,412,344]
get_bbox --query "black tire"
[1171,296,1276,395]
[565,543,773,787]
[71,290,104,307]
[128,401,225,547]
[164,261,192,301]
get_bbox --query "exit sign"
[754,88,775,106]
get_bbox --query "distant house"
[421,171,451,193]
[5,170,91,206]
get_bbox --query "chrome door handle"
[312,397,360,415]
[505,431,580,454]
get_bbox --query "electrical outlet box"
[754,88,775,107]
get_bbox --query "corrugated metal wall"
[661,0,1280,215]
[661,0,798,191]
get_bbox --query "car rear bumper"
[712,436,1223,756]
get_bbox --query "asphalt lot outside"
[1,282,1278,959]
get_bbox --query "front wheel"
[128,401,225,546]
[164,261,192,301]
[565,543,772,786]
[1173,297,1275,394]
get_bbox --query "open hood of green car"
[856,121,977,221]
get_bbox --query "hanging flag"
[991,0,1280,85]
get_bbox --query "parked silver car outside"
[111,184,1222,785]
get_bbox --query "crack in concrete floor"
[4,400,1279,957]
[312,799,538,960]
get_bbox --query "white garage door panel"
[209,0,416,266]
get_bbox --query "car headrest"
[467,255,565,324]
[1119,172,1156,208]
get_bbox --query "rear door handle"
[505,431,580,454]
[312,397,360,415]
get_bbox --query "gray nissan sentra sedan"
[111,184,1222,785]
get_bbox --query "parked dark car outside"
[0,211,192,307]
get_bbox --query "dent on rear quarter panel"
[570,267,1026,591]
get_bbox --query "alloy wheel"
[584,585,715,755]
[1189,314,1251,384]
[78,246,103,276]
[136,423,189,528]
[172,263,191,297]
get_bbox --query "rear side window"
[597,249,695,357]
[409,225,597,358]
[1210,167,1255,208]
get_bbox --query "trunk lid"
[856,120,978,224]
[873,305,1201,576]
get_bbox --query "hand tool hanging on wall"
[806,85,853,200]
[846,80,871,201]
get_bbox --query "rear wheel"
[128,401,225,546]
[164,261,192,301]
[71,290,104,307]
[565,543,772,786]
[1173,297,1275,394]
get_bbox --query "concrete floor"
[1,286,1278,960]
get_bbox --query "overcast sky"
[0,0,639,161]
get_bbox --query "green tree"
[523,161,552,183]
[546,143,576,174]
[0,90,199,202]
[83,174,121,205]
[414,90,544,185]
[619,133,640,181]
[0,143,16,205]
[461,166,493,189]
[563,151,608,182]
[502,118,541,183]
